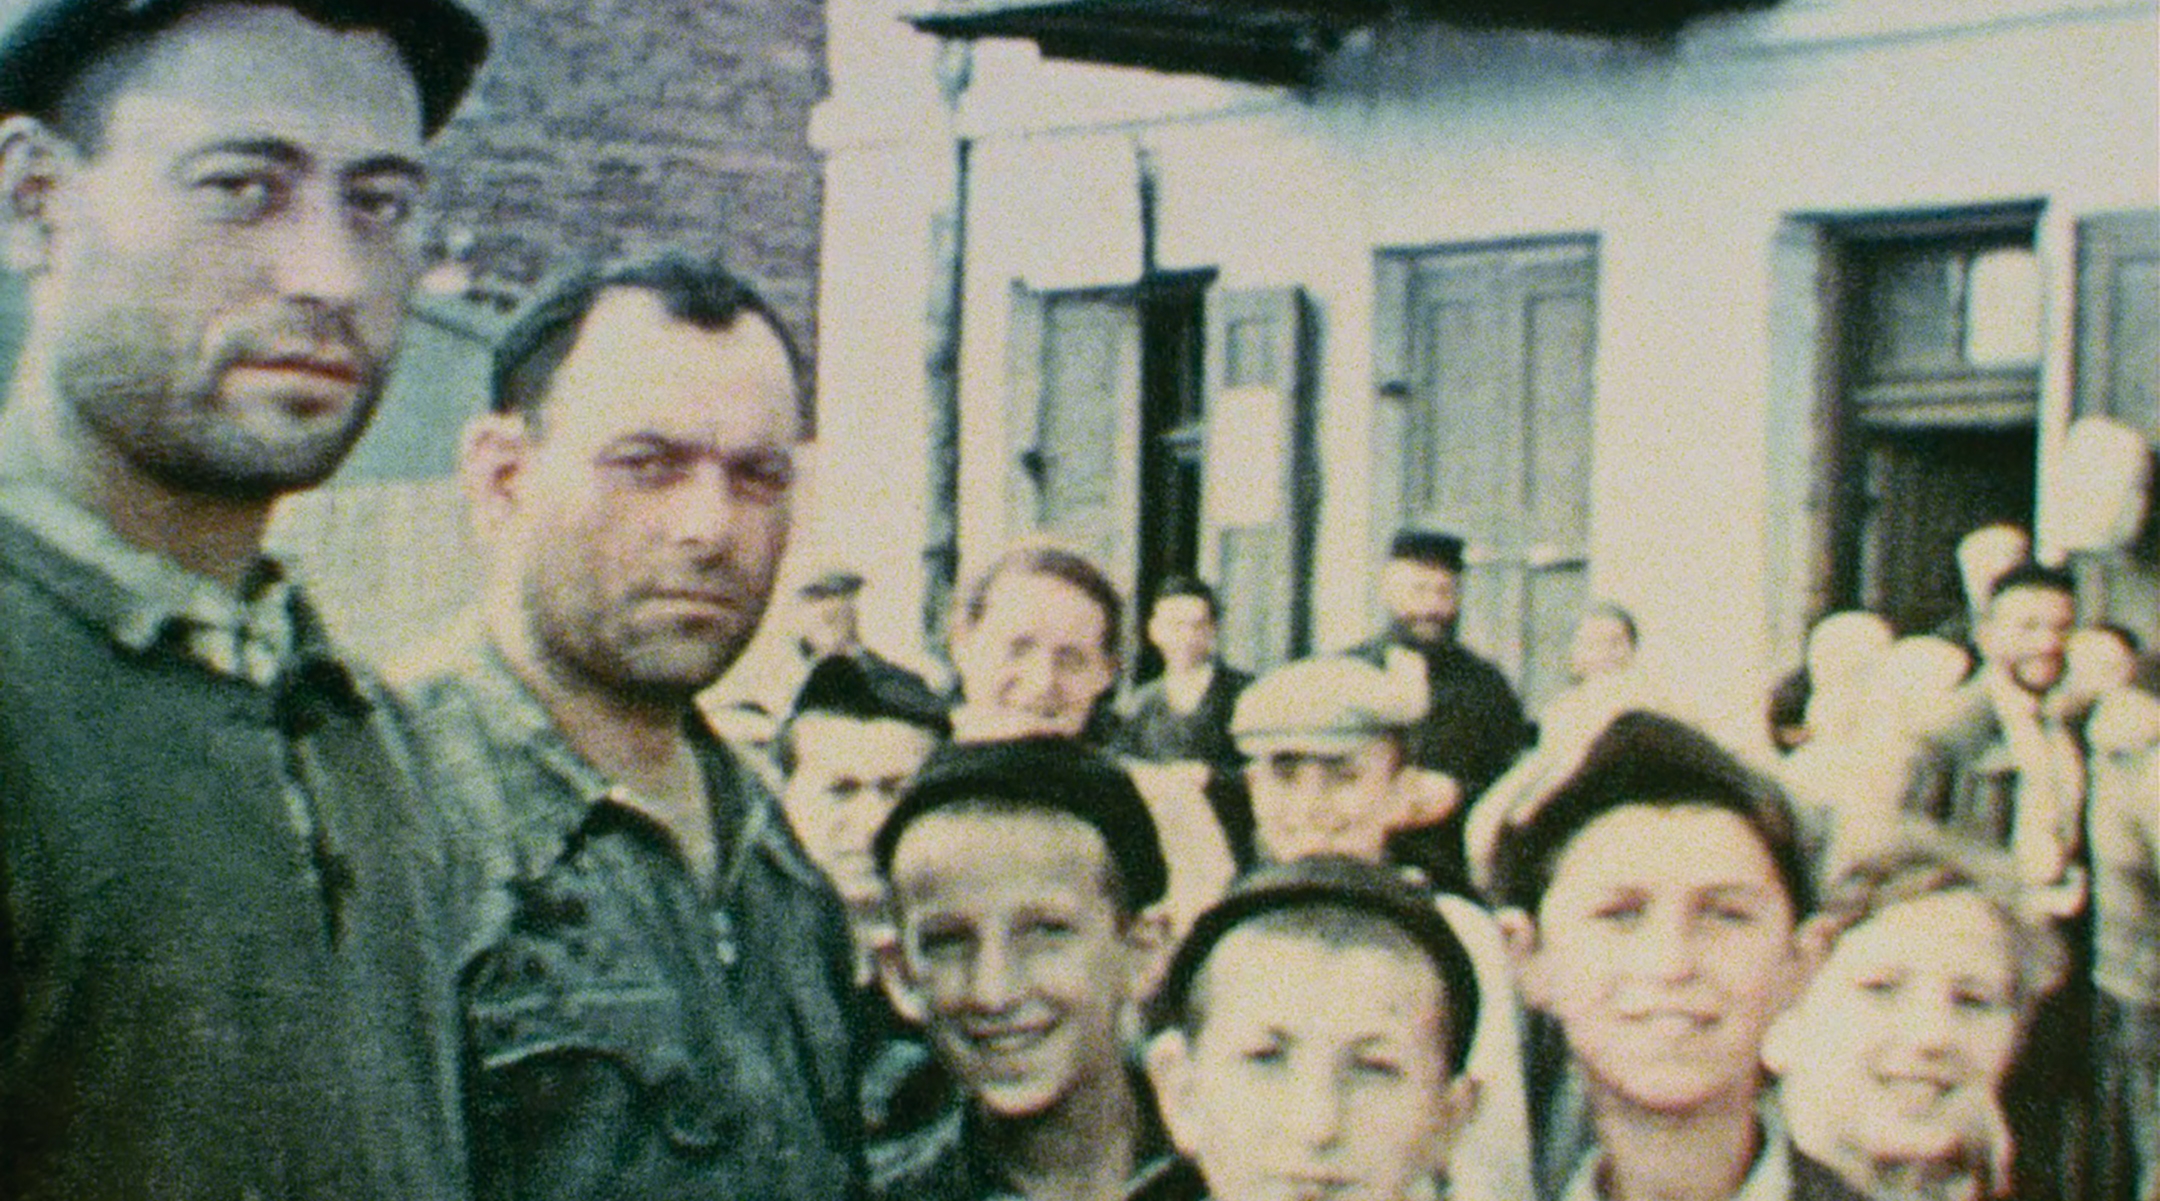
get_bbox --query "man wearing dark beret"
[1351,529,1532,894]
[869,736,1204,1201]
[0,0,485,1197]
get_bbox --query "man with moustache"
[397,254,864,1201]
[0,1,486,1197]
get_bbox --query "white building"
[804,0,2159,743]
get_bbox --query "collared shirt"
[1558,1107,1869,1201]
[400,638,866,1201]
[868,1066,1203,1201]
[0,479,297,684]
[0,482,468,1201]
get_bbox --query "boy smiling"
[1492,711,1864,1201]
[871,736,1200,1201]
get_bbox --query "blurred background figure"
[946,541,1121,743]
[1937,524,2031,657]
[793,568,937,706]
[1351,529,1531,895]
[778,654,950,974]
[1114,577,1255,866]
[1565,601,1639,688]
[1782,633,1969,876]
[2082,678,2160,1201]
[1765,832,2065,1201]
[946,540,1234,935]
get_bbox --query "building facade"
[807,0,2158,740]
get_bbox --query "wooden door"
[1006,285,1143,603]
[1375,238,1597,711]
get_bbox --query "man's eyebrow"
[174,140,426,182]
[347,154,428,184]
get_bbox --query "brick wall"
[422,0,827,376]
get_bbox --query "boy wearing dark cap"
[871,736,1202,1201]
[1145,854,1482,1201]
[1491,711,1862,1201]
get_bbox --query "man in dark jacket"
[0,2,487,1197]
[1350,529,1531,894]
[396,253,866,1201]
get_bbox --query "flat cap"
[1388,529,1465,570]
[799,569,865,600]
[791,654,950,739]
[1232,655,1426,755]
[0,0,489,137]
[873,736,1168,910]
[1161,854,1480,1074]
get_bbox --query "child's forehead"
[1548,803,1786,895]
[1199,924,1448,1028]
[890,803,1115,887]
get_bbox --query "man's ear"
[0,116,74,275]
[1141,1029,1201,1156]
[459,412,536,541]
[1495,907,1548,1011]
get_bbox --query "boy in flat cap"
[0,0,484,1196]
[1145,854,1483,1201]
[1230,654,1535,1201]
[1491,711,1861,1201]
[870,736,1203,1201]
[1352,529,1532,895]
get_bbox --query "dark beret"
[1161,854,1480,1074]
[872,736,1168,911]
[1388,529,1465,570]
[791,654,951,740]
[0,0,489,137]
[799,570,866,600]
[1488,709,1811,916]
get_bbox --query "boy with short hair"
[870,736,1202,1201]
[1144,854,1482,1201]
[779,653,950,968]
[1227,654,1534,1201]
[1491,710,1864,1201]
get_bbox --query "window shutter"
[1198,286,1314,673]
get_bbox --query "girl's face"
[1517,804,1806,1117]
[1770,890,2021,1172]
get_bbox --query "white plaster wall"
[812,0,2160,729]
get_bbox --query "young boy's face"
[1245,736,1402,863]
[1510,803,1806,1118]
[889,806,1160,1120]
[781,713,937,908]
[1150,924,1471,1201]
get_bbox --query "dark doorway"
[1133,272,1211,681]
[1825,207,2043,635]
[1850,425,2037,634]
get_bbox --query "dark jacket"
[1350,633,1531,892]
[0,509,469,1201]
[401,641,866,1201]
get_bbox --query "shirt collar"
[446,638,822,892]
[1561,1107,1794,1201]
[0,478,297,683]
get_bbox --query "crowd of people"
[0,1,2150,1201]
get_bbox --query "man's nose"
[269,190,375,309]
[658,464,750,549]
